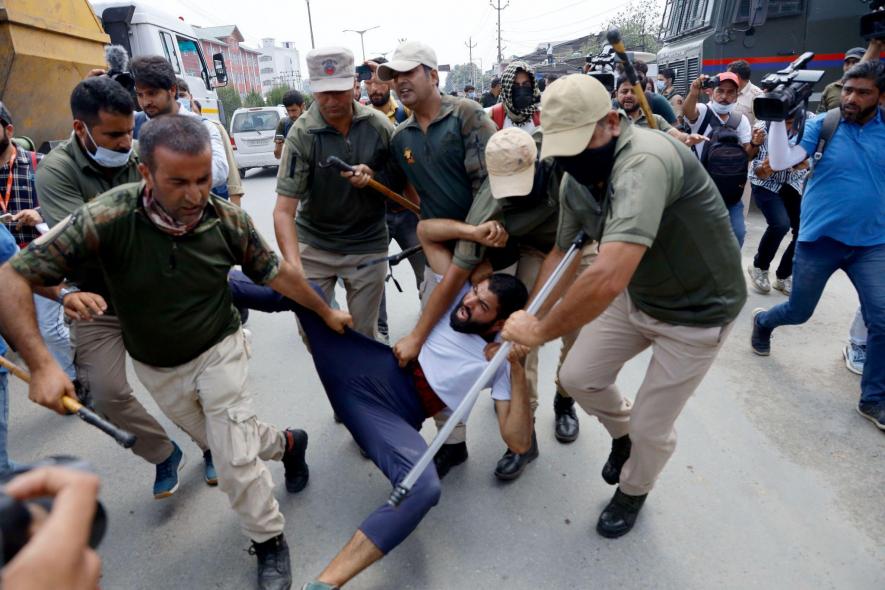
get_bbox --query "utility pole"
[465,36,477,88]
[489,0,509,65]
[305,0,315,49]
[343,26,380,62]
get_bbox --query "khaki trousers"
[559,292,732,496]
[70,315,175,464]
[133,330,286,543]
[299,242,387,339]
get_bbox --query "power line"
[489,0,510,64]
[506,0,591,23]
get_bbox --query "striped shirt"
[749,129,808,194]
[0,148,43,246]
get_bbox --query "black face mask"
[555,137,617,190]
[511,86,534,110]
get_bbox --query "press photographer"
[1,460,105,590]
[751,55,885,431]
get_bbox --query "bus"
[656,0,877,103]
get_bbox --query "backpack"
[490,103,541,130]
[694,107,748,206]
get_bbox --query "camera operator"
[751,61,885,431]
[683,71,760,246]
[0,466,102,590]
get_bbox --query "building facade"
[194,25,262,97]
[258,38,303,96]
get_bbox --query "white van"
[230,106,287,175]
[90,1,228,123]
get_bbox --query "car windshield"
[231,111,281,133]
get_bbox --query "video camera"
[105,45,135,92]
[0,456,107,567]
[585,44,617,92]
[861,0,885,40]
[754,52,825,122]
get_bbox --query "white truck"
[89,1,229,123]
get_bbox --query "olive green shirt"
[632,111,673,133]
[818,81,842,114]
[556,115,746,327]
[11,182,279,367]
[276,101,397,254]
[34,133,142,313]
[391,95,497,221]
[453,131,560,270]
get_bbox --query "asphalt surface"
[7,167,884,589]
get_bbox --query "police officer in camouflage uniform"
[380,40,498,476]
[0,115,352,590]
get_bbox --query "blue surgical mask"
[177,97,192,112]
[83,125,132,168]
[655,79,666,92]
[709,100,735,116]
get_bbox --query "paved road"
[7,168,884,589]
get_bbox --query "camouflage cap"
[0,101,12,126]
[307,47,355,92]
[377,41,438,82]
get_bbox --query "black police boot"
[433,442,468,479]
[601,434,632,485]
[494,430,539,481]
[553,392,580,443]
[596,488,647,539]
[250,533,292,590]
[282,429,309,493]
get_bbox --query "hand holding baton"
[387,230,590,507]
[607,29,657,130]
[319,156,421,216]
[0,355,137,449]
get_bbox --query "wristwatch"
[57,286,80,304]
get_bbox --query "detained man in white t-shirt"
[225,260,533,589]
[682,70,762,246]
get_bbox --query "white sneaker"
[843,343,865,375]
[773,276,792,295]
[747,264,771,293]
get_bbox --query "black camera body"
[586,45,617,92]
[754,52,825,122]
[701,75,721,90]
[861,0,885,40]
[0,457,106,567]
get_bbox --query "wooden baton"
[320,156,421,216]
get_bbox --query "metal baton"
[388,230,590,507]
[356,244,424,270]
[0,355,137,449]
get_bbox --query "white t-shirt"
[688,103,751,160]
[484,105,538,134]
[418,281,511,411]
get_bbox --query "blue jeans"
[34,294,75,379]
[757,237,885,405]
[0,348,10,475]
[728,201,746,249]
[752,184,801,280]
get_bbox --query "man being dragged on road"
[229,261,533,589]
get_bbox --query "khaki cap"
[307,47,355,92]
[539,74,613,160]
[377,41,438,81]
[486,128,537,199]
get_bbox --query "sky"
[155,0,640,77]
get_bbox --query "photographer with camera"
[0,466,102,590]
[751,60,885,431]
[683,71,760,246]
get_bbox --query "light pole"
[343,26,380,62]
[304,0,316,49]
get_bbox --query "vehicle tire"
[238,168,247,178]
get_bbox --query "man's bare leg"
[316,530,384,587]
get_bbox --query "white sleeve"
[687,103,707,133]
[737,116,752,144]
[767,121,808,171]
[203,120,230,188]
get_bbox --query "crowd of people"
[0,33,882,590]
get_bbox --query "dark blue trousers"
[228,271,441,553]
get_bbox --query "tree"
[243,90,265,108]
[444,63,494,95]
[604,0,665,53]
[265,85,293,107]
[216,86,242,129]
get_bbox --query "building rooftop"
[193,25,244,43]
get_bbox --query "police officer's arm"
[269,262,352,333]
[459,103,497,195]
[273,134,311,267]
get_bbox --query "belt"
[409,361,447,418]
